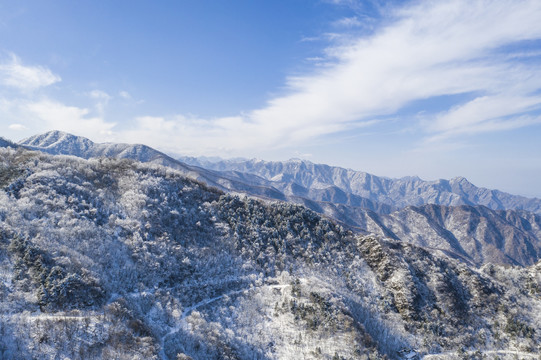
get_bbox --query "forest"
[0,147,540,359]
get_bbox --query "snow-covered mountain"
[21,131,193,169]
[1,147,540,359]
[181,157,541,214]
[19,131,390,213]
[293,199,541,266]
[16,131,541,267]
[19,131,290,200]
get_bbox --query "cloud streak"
[119,0,541,155]
[0,54,61,91]
[26,99,115,138]
[2,0,541,159]
[1,97,115,140]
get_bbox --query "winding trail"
[422,349,538,359]
[158,283,288,360]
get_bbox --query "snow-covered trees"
[0,147,539,359]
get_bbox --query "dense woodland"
[0,147,540,359]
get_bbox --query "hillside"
[19,131,290,201]
[312,202,541,267]
[19,131,395,214]
[17,131,541,267]
[0,147,540,359]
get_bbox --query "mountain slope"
[352,204,541,266]
[1,147,540,359]
[0,137,19,149]
[21,130,192,169]
[16,131,541,267]
[183,157,541,214]
[19,131,293,201]
[19,131,390,213]
[289,199,541,266]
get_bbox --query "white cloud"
[428,92,541,136]
[0,54,60,91]
[333,16,361,28]
[0,55,115,140]
[119,90,131,99]
[8,123,27,131]
[88,90,111,101]
[0,96,117,141]
[88,89,111,114]
[26,99,116,138]
[121,0,541,156]
[123,115,260,156]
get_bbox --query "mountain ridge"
[15,130,541,266]
[181,157,541,214]
[24,131,541,215]
[19,131,392,213]
[356,203,541,266]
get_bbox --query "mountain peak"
[19,130,96,157]
[20,130,94,149]
[288,158,313,164]
[450,176,472,185]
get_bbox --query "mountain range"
[14,130,541,267]
[180,157,541,215]
[0,144,540,359]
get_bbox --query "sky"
[1,0,541,198]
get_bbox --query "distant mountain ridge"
[180,157,541,215]
[16,131,541,266]
[19,131,390,213]
[21,131,188,166]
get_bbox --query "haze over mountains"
[15,131,541,267]
[21,131,541,212]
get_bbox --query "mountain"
[19,131,291,200]
[17,131,541,267]
[182,157,541,215]
[1,147,540,359]
[289,200,541,267]
[19,131,389,213]
[21,131,193,169]
[177,157,541,266]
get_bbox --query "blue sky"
[1,0,541,197]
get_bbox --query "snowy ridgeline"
[179,156,541,215]
[0,147,540,360]
[18,131,541,268]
